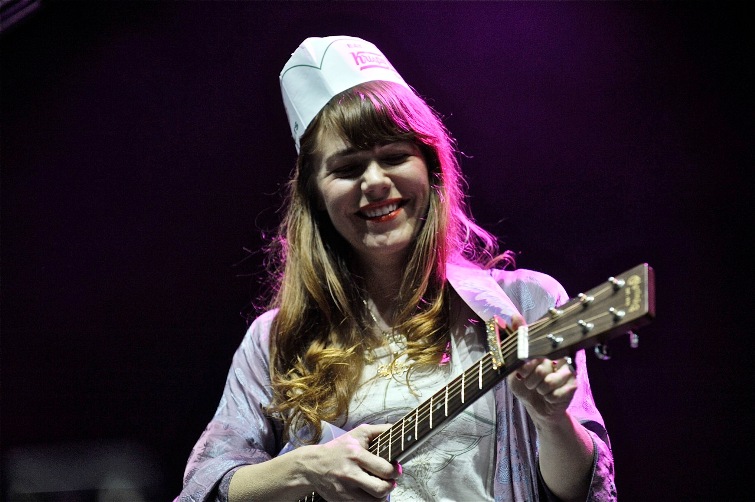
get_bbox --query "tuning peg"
[608,276,626,290]
[577,293,594,305]
[629,330,639,349]
[608,307,626,321]
[594,343,611,360]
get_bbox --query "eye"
[330,163,363,178]
[381,153,410,166]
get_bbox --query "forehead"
[316,128,420,163]
[316,128,352,161]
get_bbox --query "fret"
[401,417,405,451]
[414,407,418,442]
[461,369,465,403]
[444,385,448,415]
[429,395,433,429]
[388,422,392,460]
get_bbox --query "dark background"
[2,1,751,500]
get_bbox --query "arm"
[178,311,281,501]
[179,310,400,502]
[507,357,594,502]
[492,268,616,501]
[228,424,400,501]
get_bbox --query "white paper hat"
[280,35,411,152]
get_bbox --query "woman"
[178,36,615,502]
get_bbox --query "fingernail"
[515,372,523,380]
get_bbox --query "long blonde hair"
[264,81,507,444]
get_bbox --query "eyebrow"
[323,146,364,169]
[329,146,361,159]
[324,141,417,168]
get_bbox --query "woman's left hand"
[506,357,578,424]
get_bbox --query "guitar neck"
[368,339,520,463]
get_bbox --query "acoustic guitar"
[297,263,655,502]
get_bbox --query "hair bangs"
[324,81,443,152]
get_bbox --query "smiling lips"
[357,199,406,223]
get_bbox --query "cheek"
[314,176,338,213]
[318,182,352,220]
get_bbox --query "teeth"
[364,202,398,218]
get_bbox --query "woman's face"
[314,129,431,266]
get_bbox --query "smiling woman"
[315,134,430,265]
[175,35,615,502]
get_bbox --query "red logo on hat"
[350,51,396,72]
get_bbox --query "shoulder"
[247,309,278,335]
[238,308,278,359]
[489,267,567,298]
[489,268,569,320]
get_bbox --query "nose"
[361,161,391,197]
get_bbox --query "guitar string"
[368,294,618,459]
[369,351,502,458]
[369,315,591,459]
[367,316,537,458]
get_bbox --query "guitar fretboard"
[368,346,521,463]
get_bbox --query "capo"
[485,316,505,369]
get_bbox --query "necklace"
[362,299,409,379]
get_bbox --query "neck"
[358,253,406,323]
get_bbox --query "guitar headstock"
[527,263,655,360]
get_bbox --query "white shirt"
[344,301,495,501]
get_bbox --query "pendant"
[377,360,409,379]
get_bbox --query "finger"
[350,426,401,480]
[529,359,576,395]
[358,423,393,436]
[535,369,571,396]
[493,313,526,333]
[356,474,397,499]
[510,313,526,331]
[551,356,576,375]
[536,363,578,398]
[351,458,400,499]
[513,357,543,380]
[520,358,554,390]
[350,423,392,446]
[359,453,400,481]
[541,377,578,404]
[357,441,400,472]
